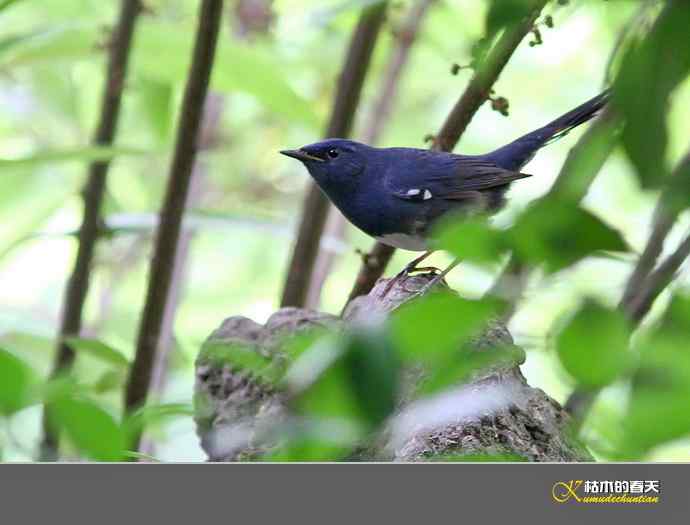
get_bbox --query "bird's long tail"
[486,90,610,171]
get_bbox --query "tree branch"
[40,0,142,461]
[280,1,388,308]
[124,0,224,452]
[620,150,690,315]
[343,0,549,307]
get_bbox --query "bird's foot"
[380,251,436,299]
[411,257,462,299]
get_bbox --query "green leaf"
[623,333,690,455]
[90,370,126,394]
[0,25,98,67]
[138,77,173,143]
[0,347,34,415]
[434,216,507,265]
[0,0,26,14]
[0,146,148,168]
[613,2,690,188]
[287,328,399,430]
[263,420,361,462]
[556,300,631,389]
[485,0,532,37]
[656,293,690,338]
[508,198,628,273]
[390,292,503,363]
[419,343,525,396]
[64,337,130,369]
[134,22,319,128]
[48,397,126,461]
[200,340,283,386]
[124,402,194,444]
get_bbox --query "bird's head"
[280,139,370,188]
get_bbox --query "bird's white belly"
[375,233,428,251]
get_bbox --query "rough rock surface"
[194,274,591,461]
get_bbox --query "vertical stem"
[124,0,224,452]
[40,0,142,461]
[280,1,388,308]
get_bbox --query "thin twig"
[40,0,142,462]
[620,150,690,312]
[343,0,549,307]
[307,0,437,309]
[124,0,224,452]
[626,230,690,324]
[280,1,389,308]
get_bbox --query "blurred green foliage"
[1,0,690,462]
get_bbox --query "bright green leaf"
[623,334,690,455]
[0,146,148,168]
[556,300,631,389]
[48,397,126,461]
[508,198,628,273]
[613,2,690,188]
[288,328,399,430]
[0,347,34,415]
[434,216,507,265]
[64,337,130,368]
[390,292,503,363]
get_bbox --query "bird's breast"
[375,232,428,251]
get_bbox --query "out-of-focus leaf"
[287,328,399,430]
[138,77,173,143]
[390,292,503,363]
[434,216,507,265]
[0,347,34,415]
[419,343,525,396]
[263,420,361,461]
[613,2,690,188]
[556,300,631,389]
[656,293,690,337]
[48,397,126,461]
[485,0,532,37]
[549,112,621,202]
[508,198,628,273]
[91,370,126,394]
[0,146,148,167]
[134,22,319,128]
[125,402,194,439]
[0,0,25,12]
[0,171,75,260]
[64,337,130,369]
[200,341,283,386]
[0,25,98,66]
[623,334,690,456]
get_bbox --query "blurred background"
[1,0,689,461]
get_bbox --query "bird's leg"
[416,257,462,297]
[381,250,435,297]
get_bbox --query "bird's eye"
[327,148,339,159]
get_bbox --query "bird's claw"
[381,266,442,298]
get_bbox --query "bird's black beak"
[280,149,325,163]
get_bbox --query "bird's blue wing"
[387,152,530,206]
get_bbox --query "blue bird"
[281,91,609,294]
